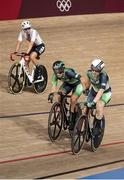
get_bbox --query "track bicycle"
[71,102,105,154]
[8,52,48,94]
[48,92,82,142]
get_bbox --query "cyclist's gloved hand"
[13,51,17,54]
[48,93,54,103]
[87,101,96,108]
[25,53,30,56]
[83,89,89,96]
[10,52,16,61]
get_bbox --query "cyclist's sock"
[69,112,75,130]
[94,117,104,129]
[34,65,42,80]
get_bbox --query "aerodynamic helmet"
[52,60,65,74]
[21,20,31,30]
[91,59,105,72]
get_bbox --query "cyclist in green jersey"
[82,59,112,134]
[48,60,85,130]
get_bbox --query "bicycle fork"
[19,58,34,83]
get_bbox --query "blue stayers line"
[0,103,124,119]
[81,167,124,179]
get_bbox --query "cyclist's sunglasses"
[24,28,31,31]
[54,68,63,74]
[91,66,100,73]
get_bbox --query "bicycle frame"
[19,56,45,84]
[10,53,35,83]
[19,57,34,83]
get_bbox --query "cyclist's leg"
[58,83,72,102]
[95,91,112,130]
[69,83,84,130]
[86,88,97,133]
[30,44,45,66]
[24,56,31,68]
[71,83,84,113]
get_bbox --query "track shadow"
[14,117,48,140]
[0,73,8,93]
[14,116,71,151]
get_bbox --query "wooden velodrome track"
[0,13,124,179]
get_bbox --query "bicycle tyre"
[8,62,25,94]
[48,102,63,141]
[91,118,105,152]
[34,65,48,94]
[71,115,87,154]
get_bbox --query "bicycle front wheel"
[48,102,63,141]
[71,115,87,155]
[8,63,25,94]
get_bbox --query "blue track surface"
[82,167,124,179]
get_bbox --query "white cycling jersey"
[18,28,44,46]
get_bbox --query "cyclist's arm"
[80,76,91,90]
[93,73,108,103]
[51,73,58,93]
[15,40,22,52]
[65,69,81,79]
[93,88,104,103]
[15,32,23,53]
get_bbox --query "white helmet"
[21,20,31,30]
[91,59,105,72]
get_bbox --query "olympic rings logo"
[56,0,72,12]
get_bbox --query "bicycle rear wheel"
[48,102,63,141]
[8,63,25,94]
[91,118,105,152]
[71,115,87,154]
[34,65,48,94]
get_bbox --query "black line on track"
[0,103,124,119]
[0,111,49,119]
[35,159,124,179]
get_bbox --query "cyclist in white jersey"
[13,20,45,83]
[14,20,45,69]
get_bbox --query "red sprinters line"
[0,140,124,165]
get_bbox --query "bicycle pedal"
[63,125,67,130]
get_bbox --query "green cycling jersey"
[87,70,111,92]
[52,67,81,86]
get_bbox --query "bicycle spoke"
[73,133,80,146]
[78,135,81,149]
[12,80,17,89]
[48,102,63,141]
[53,122,57,138]
[71,115,86,154]
[10,73,16,80]
[16,66,19,77]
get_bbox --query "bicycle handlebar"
[10,52,28,61]
[52,92,71,98]
[48,92,71,104]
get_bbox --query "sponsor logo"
[56,0,72,12]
